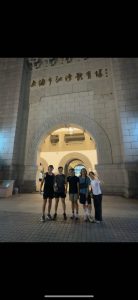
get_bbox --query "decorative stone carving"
[66,58,72,63]
[75,72,83,81]
[27,58,89,70]
[49,58,58,66]
[65,74,72,81]
[86,71,91,79]
[27,58,42,69]
[95,69,103,78]
[43,58,49,67]
[38,78,46,86]
[30,67,109,88]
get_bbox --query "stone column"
[20,165,37,192]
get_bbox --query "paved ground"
[0,193,138,242]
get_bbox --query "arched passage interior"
[36,125,97,190]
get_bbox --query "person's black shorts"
[54,192,66,198]
[43,192,54,199]
[39,178,42,182]
[79,193,91,204]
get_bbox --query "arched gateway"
[23,112,113,193]
[1,57,136,198]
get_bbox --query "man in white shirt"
[89,171,103,223]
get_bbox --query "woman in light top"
[89,171,103,223]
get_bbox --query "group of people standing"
[40,165,103,223]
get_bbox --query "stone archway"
[64,159,84,177]
[23,112,113,191]
[26,112,112,165]
[58,152,93,173]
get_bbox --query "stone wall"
[0,58,31,188]
[111,58,138,197]
[23,58,124,194]
[0,58,137,197]
[0,58,24,179]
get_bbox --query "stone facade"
[0,58,138,197]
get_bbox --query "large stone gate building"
[0,58,138,197]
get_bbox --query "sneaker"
[53,213,57,220]
[40,215,45,222]
[84,215,88,222]
[91,219,96,223]
[70,214,74,219]
[95,220,100,224]
[47,214,52,220]
[75,215,79,220]
[88,215,94,223]
[63,213,67,220]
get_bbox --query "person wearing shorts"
[79,168,94,222]
[67,168,79,220]
[53,166,67,220]
[40,165,55,222]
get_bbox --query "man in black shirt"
[67,168,79,220]
[40,165,55,222]
[53,166,67,220]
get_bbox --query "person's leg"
[41,198,47,221]
[88,204,92,215]
[80,194,87,221]
[85,203,88,216]
[71,201,75,219]
[75,201,79,214]
[55,198,59,213]
[93,195,101,223]
[73,194,78,213]
[48,198,52,214]
[53,198,59,220]
[42,198,47,215]
[83,204,87,221]
[86,194,91,216]
[99,194,103,221]
[70,194,75,218]
[47,198,52,219]
[87,203,94,222]
[61,197,66,213]
[71,201,74,213]
[93,196,97,220]
[61,197,67,220]
[87,194,92,218]
[97,194,102,221]
[74,196,79,219]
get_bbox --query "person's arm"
[86,177,91,197]
[53,175,56,185]
[88,178,92,193]
[65,183,67,194]
[95,173,104,184]
[66,177,69,193]
[64,176,67,193]
[89,185,92,196]
[77,181,80,198]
